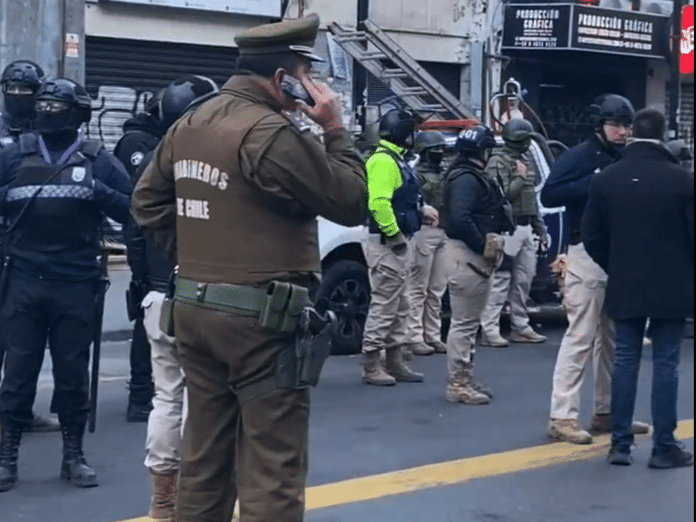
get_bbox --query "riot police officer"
[541,94,649,443]
[480,119,548,347]
[0,60,44,142]
[404,131,449,356]
[442,126,513,405]
[361,109,438,386]
[0,78,131,492]
[114,89,166,422]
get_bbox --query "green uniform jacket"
[485,146,545,237]
[131,74,367,286]
[415,161,444,215]
[366,139,406,238]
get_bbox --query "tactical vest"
[169,96,321,285]
[368,146,422,238]
[4,134,102,255]
[489,149,536,216]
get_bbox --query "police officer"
[442,126,513,405]
[361,110,438,385]
[131,14,366,522]
[114,89,167,422]
[127,75,218,521]
[541,94,649,443]
[404,131,449,356]
[0,60,44,142]
[480,119,548,347]
[0,78,131,492]
[0,60,63,433]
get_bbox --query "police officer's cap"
[235,14,325,62]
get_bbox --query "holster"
[159,269,177,337]
[125,280,147,322]
[483,233,504,266]
[275,308,337,390]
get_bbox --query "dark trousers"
[611,317,685,452]
[175,301,309,522]
[0,269,96,427]
[129,317,153,404]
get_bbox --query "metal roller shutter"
[85,36,238,151]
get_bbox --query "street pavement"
[0,268,693,522]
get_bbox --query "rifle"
[88,247,111,433]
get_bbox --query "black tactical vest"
[368,146,422,238]
[4,134,103,255]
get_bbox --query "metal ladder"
[328,20,475,120]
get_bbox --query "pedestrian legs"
[128,317,154,422]
[143,291,185,520]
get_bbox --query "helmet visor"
[36,100,71,114]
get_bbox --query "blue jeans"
[611,317,685,452]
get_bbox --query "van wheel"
[316,260,370,356]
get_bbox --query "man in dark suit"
[582,108,694,469]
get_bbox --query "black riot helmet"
[455,125,497,164]
[502,118,534,153]
[35,78,92,136]
[146,88,164,119]
[159,75,219,128]
[587,94,635,129]
[1,60,45,120]
[379,109,417,148]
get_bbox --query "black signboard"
[502,4,573,50]
[502,3,670,58]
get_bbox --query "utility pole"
[668,0,684,139]
[62,0,86,84]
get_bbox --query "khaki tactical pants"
[445,240,493,373]
[550,243,614,420]
[143,291,187,474]
[480,224,538,336]
[406,226,449,345]
[174,301,309,522]
[361,235,413,353]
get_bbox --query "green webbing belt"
[175,277,267,315]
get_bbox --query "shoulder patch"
[0,136,14,147]
[130,151,145,166]
[282,111,313,133]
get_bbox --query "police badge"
[71,167,87,183]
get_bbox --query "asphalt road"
[2,321,693,522]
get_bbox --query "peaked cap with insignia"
[235,13,325,62]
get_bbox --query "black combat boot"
[0,421,22,492]
[60,422,98,488]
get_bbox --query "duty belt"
[175,277,267,315]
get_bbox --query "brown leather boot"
[362,351,397,386]
[149,469,178,521]
[445,363,489,405]
[385,347,424,382]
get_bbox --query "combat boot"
[362,351,397,386]
[407,342,435,356]
[0,421,22,492]
[463,363,494,400]
[149,469,178,521]
[426,339,448,354]
[445,365,490,405]
[26,412,60,432]
[60,421,98,488]
[479,332,509,348]
[385,347,424,383]
[547,418,593,444]
[590,413,651,435]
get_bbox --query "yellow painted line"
[114,419,694,522]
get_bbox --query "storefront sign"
[503,3,670,58]
[682,5,694,75]
[108,0,281,17]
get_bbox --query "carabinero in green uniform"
[131,13,366,522]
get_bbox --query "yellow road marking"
[115,419,694,522]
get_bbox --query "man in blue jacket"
[541,94,649,444]
[582,109,694,468]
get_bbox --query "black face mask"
[36,111,73,136]
[4,94,36,120]
[425,150,444,167]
